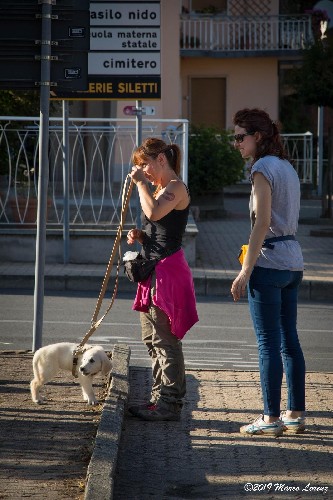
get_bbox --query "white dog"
[30,342,112,405]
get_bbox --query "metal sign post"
[62,100,70,264]
[32,0,52,352]
[317,106,324,198]
[135,100,143,232]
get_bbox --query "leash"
[72,174,134,376]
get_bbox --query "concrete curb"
[84,343,131,500]
[1,273,332,301]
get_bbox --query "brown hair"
[232,108,289,165]
[132,138,182,196]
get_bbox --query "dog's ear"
[101,353,112,375]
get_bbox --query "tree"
[290,19,333,217]
[0,91,59,177]
[0,89,60,116]
[0,90,41,116]
[292,39,333,108]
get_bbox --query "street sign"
[90,27,160,51]
[0,53,88,91]
[52,1,161,100]
[123,105,155,115]
[0,0,90,91]
[0,11,89,53]
[53,75,161,100]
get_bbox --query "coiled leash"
[72,175,134,376]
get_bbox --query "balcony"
[180,15,313,57]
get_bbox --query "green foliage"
[0,90,41,116]
[188,125,245,197]
[0,89,60,116]
[196,5,222,15]
[280,94,313,133]
[279,1,314,15]
[0,90,60,178]
[291,37,333,109]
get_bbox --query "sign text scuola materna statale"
[52,1,161,100]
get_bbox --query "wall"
[67,0,280,129]
[0,215,198,266]
[181,57,278,129]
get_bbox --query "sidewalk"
[1,348,332,499]
[0,194,332,300]
[193,194,333,300]
[115,366,333,500]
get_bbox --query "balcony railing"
[180,15,313,52]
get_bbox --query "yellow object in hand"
[238,244,248,265]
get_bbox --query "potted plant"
[188,124,245,217]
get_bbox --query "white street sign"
[90,27,160,51]
[88,51,160,75]
[90,2,160,26]
[123,105,156,115]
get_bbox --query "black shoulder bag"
[123,245,181,283]
[124,253,158,283]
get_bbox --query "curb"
[1,274,332,301]
[84,343,131,500]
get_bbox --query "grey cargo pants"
[140,284,186,409]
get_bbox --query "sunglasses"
[233,132,255,143]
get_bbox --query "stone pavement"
[0,350,101,500]
[1,348,332,500]
[114,367,333,500]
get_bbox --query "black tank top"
[140,185,190,260]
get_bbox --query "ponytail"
[233,108,289,164]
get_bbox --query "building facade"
[87,0,314,131]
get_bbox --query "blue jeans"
[248,266,305,417]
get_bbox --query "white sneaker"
[240,414,284,437]
[280,412,305,433]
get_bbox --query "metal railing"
[282,132,314,184]
[0,117,188,227]
[180,15,313,52]
[0,117,314,227]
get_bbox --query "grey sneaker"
[240,414,284,437]
[280,412,306,433]
[135,403,181,422]
[128,402,155,417]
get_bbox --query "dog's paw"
[32,398,44,404]
[86,398,98,405]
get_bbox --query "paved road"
[1,291,332,372]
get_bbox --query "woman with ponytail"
[126,137,198,421]
[231,108,306,436]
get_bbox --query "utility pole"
[32,0,52,352]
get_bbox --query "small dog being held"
[30,342,112,405]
